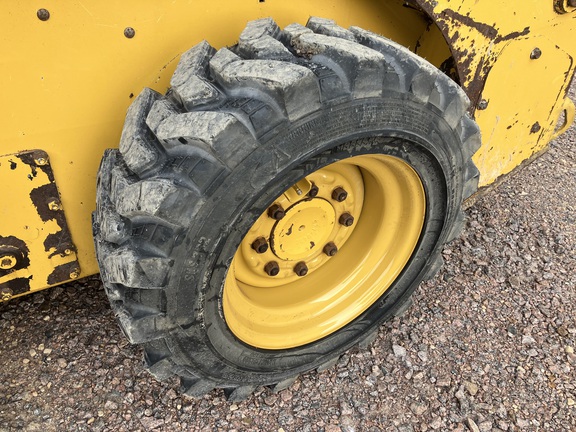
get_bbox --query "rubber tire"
[93,17,480,400]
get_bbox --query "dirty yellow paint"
[417,0,576,186]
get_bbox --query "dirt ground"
[1,82,575,432]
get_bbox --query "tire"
[93,17,480,400]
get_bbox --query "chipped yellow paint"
[0,151,80,300]
[416,0,576,186]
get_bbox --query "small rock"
[478,421,493,432]
[466,418,481,432]
[565,346,574,354]
[521,335,536,345]
[29,349,37,357]
[43,348,52,355]
[104,400,118,410]
[230,404,239,411]
[23,358,30,365]
[464,381,479,396]
[568,398,575,406]
[557,326,569,337]
[57,358,67,368]
[86,417,95,425]
[410,401,427,416]
[393,344,407,358]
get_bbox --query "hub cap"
[223,155,426,349]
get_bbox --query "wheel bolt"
[339,212,354,227]
[264,261,280,276]
[268,204,285,220]
[294,262,308,277]
[251,237,269,254]
[332,187,348,202]
[323,242,338,257]
[308,183,319,197]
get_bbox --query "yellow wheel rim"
[223,155,426,349]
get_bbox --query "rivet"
[323,242,338,257]
[530,48,542,60]
[331,187,348,202]
[268,204,285,220]
[294,262,308,277]
[48,200,62,211]
[477,99,489,110]
[124,27,136,39]
[264,261,280,277]
[0,255,17,270]
[339,213,354,227]
[69,269,80,279]
[1,288,14,302]
[251,237,269,254]
[37,9,50,21]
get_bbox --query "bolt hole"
[299,225,306,231]
[178,137,188,144]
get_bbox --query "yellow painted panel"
[473,37,573,185]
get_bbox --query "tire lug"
[331,187,348,202]
[294,262,308,277]
[339,212,354,227]
[268,204,285,220]
[264,261,280,276]
[323,242,338,257]
[251,237,269,254]
[308,183,319,198]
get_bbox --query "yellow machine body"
[1,0,574,299]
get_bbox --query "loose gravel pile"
[1,82,575,432]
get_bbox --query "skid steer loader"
[1,1,575,399]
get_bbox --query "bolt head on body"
[268,204,285,220]
[294,262,308,277]
[0,255,17,270]
[530,47,542,60]
[37,9,50,21]
[264,261,280,276]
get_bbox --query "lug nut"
[251,237,269,254]
[264,261,280,276]
[323,242,338,257]
[294,262,308,277]
[332,187,348,202]
[308,183,319,197]
[339,212,354,227]
[268,204,285,220]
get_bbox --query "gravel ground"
[1,81,575,432]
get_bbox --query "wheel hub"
[223,155,426,350]
[271,199,335,261]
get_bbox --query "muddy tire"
[93,17,480,400]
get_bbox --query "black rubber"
[93,17,480,399]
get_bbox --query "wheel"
[93,17,480,400]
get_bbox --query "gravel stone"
[1,73,575,432]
